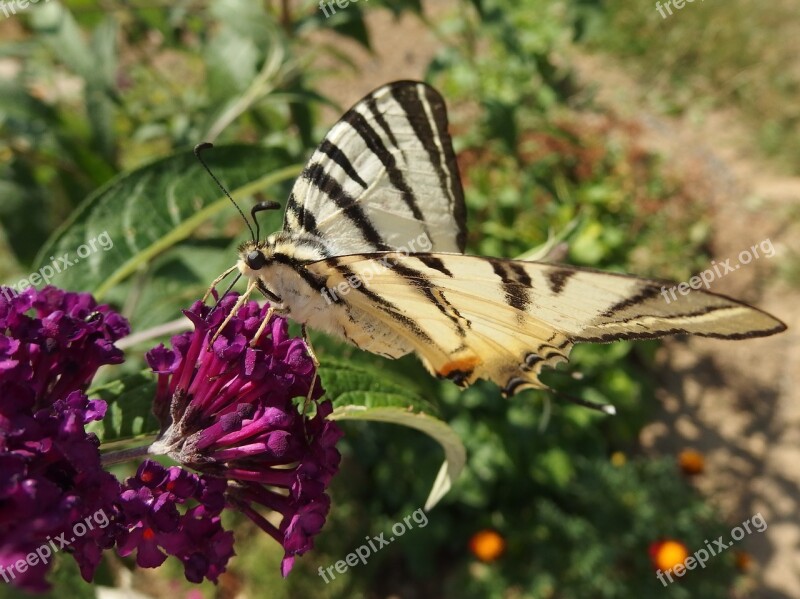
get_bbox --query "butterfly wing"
[304,253,786,395]
[283,81,466,255]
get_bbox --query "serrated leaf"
[34,145,301,298]
[86,372,159,444]
[320,361,465,510]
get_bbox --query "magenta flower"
[0,286,128,591]
[1,285,342,588]
[145,294,343,576]
[116,460,233,582]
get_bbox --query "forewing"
[284,81,466,255]
[305,253,786,395]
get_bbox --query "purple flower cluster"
[1,286,343,590]
[0,287,128,591]
[146,295,343,576]
[117,460,233,583]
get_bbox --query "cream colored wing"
[283,81,466,255]
[304,253,786,396]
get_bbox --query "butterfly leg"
[209,279,257,348]
[250,305,274,348]
[301,324,321,418]
[203,265,238,302]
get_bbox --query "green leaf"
[34,144,301,298]
[328,9,372,51]
[321,361,466,510]
[205,24,261,100]
[86,372,159,444]
[30,2,95,79]
[86,16,119,158]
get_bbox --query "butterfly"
[198,80,786,400]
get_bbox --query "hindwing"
[304,253,786,395]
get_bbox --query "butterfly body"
[219,80,785,398]
[237,236,416,359]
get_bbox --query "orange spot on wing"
[438,356,481,378]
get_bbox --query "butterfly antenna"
[194,142,257,242]
[550,389,616,415]
[251,200,282,243]
[208,272,243,319]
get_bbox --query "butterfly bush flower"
[0,286,128,591]
[116,460,233,583]
[145,294,343,576]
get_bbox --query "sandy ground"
[306,4,800,597]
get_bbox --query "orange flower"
[469,529,506,562]
[649,540,689,572]
[678,449,705,475]
[734,551,753,571]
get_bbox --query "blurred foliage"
[576,0,800,174]
[0,0,754,597]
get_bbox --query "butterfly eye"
[246,250,267,270]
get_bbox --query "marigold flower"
[678,449,704,475]
[469,529,505,562]
[649,539,689,573]
[145,294,342,577]
[734,550,752,571]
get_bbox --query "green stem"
[100,444,153,467]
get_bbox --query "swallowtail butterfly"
[200,80,786,399]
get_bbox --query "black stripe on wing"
[318,139,368,189]
[341,109,428,227]
[547,268,575,294]
[416,254,454,277]
[489,259,532,313]
[271,252,330,295]
[600,284,664,317]
[303,163,391,251]
[390,82,467,252]
[324,258,434,344]
[384,258,469,338]
[366,94,400,149]
[286,192,321,237]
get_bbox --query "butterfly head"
[237,238,275,278]
[234,237,285,305]
[244,247,267,271]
